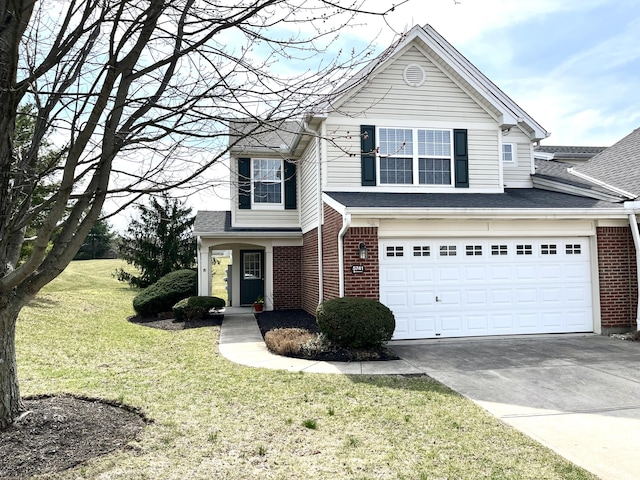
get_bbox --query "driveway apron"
[391,334,640,480]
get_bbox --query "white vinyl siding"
[467,129,500,188]
[300,140,320,233]
[234,208,300,229]
[335,46,498,124]
[503,128,535,187]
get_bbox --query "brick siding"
[273,246,302,309]
[343,227,379,299]
[596,226,638,333]
[321,205,342,302]
[301,229,320,314]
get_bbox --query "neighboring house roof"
[325,189,623,213]
[570,128,640,200]
[534,145,607,162]
[532,159,625,202]
[194,211,301,236]
[228,119,304,156]
[326,24,549,141]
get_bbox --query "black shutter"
[284,160,297,209]
[453,129,469,188]
[361,125,376,186]
[238,157,251,209]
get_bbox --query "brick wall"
[596,226,638,333]
[301,229,320,314]
[343,227,379,299]
[273,246,303,309]
[322,204,342,301]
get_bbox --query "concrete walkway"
[219,309,640,480]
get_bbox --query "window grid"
[252,158,282,204]
[541,244,557,255]
[440,245,457,257]
[243,253,261,280]
[380,157,413,184]
[502,143,514,163]
[566,244,581,255]
[466,245,482,256]
[491,245,508,256]
[413,246,430,257]
[386,246,404,257]
[516,244,533,255]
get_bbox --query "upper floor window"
[378,127,452,185]
[252,158,283,207]
[502,143,515,164]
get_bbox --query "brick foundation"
[273,246,302,309]
[597,226,638,333]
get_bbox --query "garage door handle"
[436,296,440,302]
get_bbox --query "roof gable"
[327,24,548,141]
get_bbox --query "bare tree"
[0,0,407,429]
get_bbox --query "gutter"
[625,201,640,331]
[338,213,351,298]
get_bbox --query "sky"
[109,0,640,229]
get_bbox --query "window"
[466,245,482,256]
[440,245,457,257]
[502,143,515,164]
[541,244,557,255]
[413,245,430,257]
[491,245,508,256]
[516,244,533,255]
[378,127,452,185]
[386,246,404,257]
[566,244,581,255]
[252,159,283,207]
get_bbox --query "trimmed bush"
[132,269,197,317]
[173,296,226,321]
[316,297,395,349]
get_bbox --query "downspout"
[303,121,324,304]
[628,212,640,331]
[338,213,351,298]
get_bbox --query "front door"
[240,250,264,305]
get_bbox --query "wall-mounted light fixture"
[358,242,368,260]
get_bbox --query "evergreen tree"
[116,195,196,288]
[74,218,115,260]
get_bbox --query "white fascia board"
[321,192,348,215]
[568,168,637,199]
[624,201,640,211]
[532,177,624,202]
[193,231,302,239]
[534,152,555,161]
[344,207,626,220]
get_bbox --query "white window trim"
[376,127,454,187]
[502,143,517,165]
[251,158,284,210]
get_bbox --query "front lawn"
[14,260,596,479]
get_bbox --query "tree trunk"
[0,295,23,430]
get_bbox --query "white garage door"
[380,237,593,340]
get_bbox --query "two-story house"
[194,24,640,340]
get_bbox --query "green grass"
[16,259,597,479]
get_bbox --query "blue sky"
[362,0,640,146]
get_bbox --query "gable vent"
[403,63,426,87]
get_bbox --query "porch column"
[265,244,273,311]
[197,239,211,296]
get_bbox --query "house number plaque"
[351,265,365,274]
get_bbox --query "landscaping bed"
[255,309,399,362]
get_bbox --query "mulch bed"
[127,313,224,330]
[255,309,399,362]
[0,395,148,479]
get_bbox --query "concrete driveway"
[391,334,640,480]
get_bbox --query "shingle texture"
[533,160,620,197]
[573,128,640,198]
[326,189,622,210]
[194,211,301,234]
[535,145,607,156]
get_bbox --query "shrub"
[316,297,395,349]
[173,296,226,321]
[132,269,198,317]
[264,328,317,356]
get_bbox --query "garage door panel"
[380,236,593,339]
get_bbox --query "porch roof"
[193,211,302,236]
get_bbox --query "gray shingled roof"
[326,189,622,210]
[533,160,622,198]
[229,119,301,152]
[572,128,640,199]
[535,146,607,156]
[194,211,301,235]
